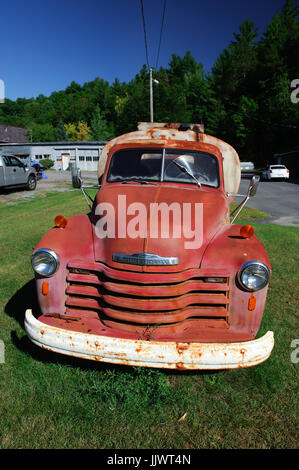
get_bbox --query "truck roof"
[98,123,241,194]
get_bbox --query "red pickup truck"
[25,122,274,369]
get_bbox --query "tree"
[56,119,68,141]
[64,123,77,141]
[77,121,91,141]
[64,121,91,141]
[91,105,113,140]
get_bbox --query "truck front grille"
[65,261,230,337]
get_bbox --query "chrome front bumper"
[24,309,274,370]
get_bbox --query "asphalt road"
[239,174,299,226]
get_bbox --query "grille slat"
[67,273,228,297]
[66,263,230,330]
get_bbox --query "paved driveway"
[239,175,299,226]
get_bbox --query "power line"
[155,0,167,70]
[140,0,150,72]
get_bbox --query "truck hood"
[92,183,228,271]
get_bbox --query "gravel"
[0,170,98,203]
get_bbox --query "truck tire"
[26,174,37,191]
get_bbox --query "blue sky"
[1,0,286,100]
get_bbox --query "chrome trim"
[31,248,60,277]
[237,260,270,292]
[112,252,179,266]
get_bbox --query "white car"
[262,165,289,181]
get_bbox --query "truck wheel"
[27,175,37,191]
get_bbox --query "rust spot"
[176,343,190,354]
[176,362,186,370]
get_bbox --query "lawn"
[0,190,298,449]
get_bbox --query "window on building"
[93,156,99,161]
[86,156,92,161]
[79,156,85,161]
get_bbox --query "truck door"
[9,157,27,184]
[1,156,16,185]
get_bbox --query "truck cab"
[25,123,274,369]
[0,154,37,190]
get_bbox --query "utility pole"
[149,67,159,123]
[150,67,154,123]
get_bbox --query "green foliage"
[28,122,57,142]
[0,0,298,165]
[90,105,114,141]
[40,158,54,170]
[56,119,68,141]
[62,121,91,141]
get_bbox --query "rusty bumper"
[24,309,274,370]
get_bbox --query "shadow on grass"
[0,186,29,196]
[5,279,40,328]
[5,279,218,377]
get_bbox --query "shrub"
[41,158,54,170]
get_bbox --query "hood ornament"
[112,252,179,266]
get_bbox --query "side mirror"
[247,175,260,197]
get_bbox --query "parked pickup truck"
[25,122,274,370]
[0,154,37,190]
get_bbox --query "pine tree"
[56,119,68,141]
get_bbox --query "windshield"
[107,148,220,188]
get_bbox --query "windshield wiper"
[171,161,201,187]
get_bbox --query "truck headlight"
[238,261,270,292]
[31,248,60,277]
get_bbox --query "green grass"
[0,191,298,449]
[230,202,270,221]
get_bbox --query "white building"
[0,141,107,171]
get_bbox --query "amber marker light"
[240,224,254,239]
[248,293,256,311]
[55,215,68,228]
[42,281,49,296]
